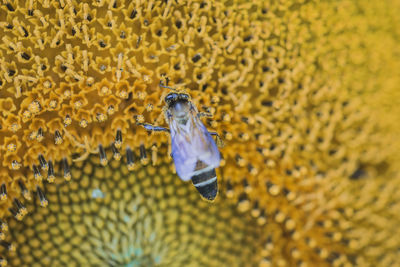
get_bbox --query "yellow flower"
[0,0,399,266]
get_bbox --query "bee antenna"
[159,82,176,91]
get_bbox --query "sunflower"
[0,0,399,266]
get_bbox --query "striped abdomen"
[191,160,218,201]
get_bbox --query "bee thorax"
[171,102,190,115]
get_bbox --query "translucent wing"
[170,126,197,181]
[194,121,220,169]
[169,107,220,181]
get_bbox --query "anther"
[226,180,234,198]
[251,200,260,218]
[18,180,30,200]
[23,110,31,120]
[13,198,27,218]
[140,144,149,164]
[0,241,15,252]
[136,36,142,48]
[96,113,107,122]
[238,132,249,141]
[126,147,135,171]
[33,164,42,181]
[247,163,258,175]
[54,130,63,144]
[21,26,29,37]
[38,154,48,171]
[49,100,57,109]
[112,143,121,161]
[275,210,286,223]
[242,178,252,194]
[115,129,122,149]
[130,9,137,19]
[192,53,201,63]
[6,3,14,12]
[36,186,48,207]
[98,144,108,166]
[283,187,296,201]
[266,181,280,196]
[28,100,41,114]
[9,122,19,132]
[11,160,21,170]
[0,221,8,232]
[100,86,109,95]
[257,210,267,225]
[235,154,245,167]
[80,119,88,128]
[8,198,28,221]
[43,80,52,89]
[64,114,72,126]
[62,158,71,181]
[238,193,250,212]
[6,143,16,152]
[9,208,20,220]
[0,184,6,201]
[223,130,233,141]
[37,127,44,142]
[47,160,55,183]
[107,105,115,115]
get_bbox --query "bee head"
[165,93,191,121]
[165,93,189,107]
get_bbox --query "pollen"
[0,0,399,266]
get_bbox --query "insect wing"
[170,122,197,181]
[194,119,220,169]
[170,112,220,181]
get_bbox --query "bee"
[138,85,221,201]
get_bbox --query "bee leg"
[137,123,170,133]
[210,132,224,148]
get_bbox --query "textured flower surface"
[6,149,266,266]
[0,0,399,266]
